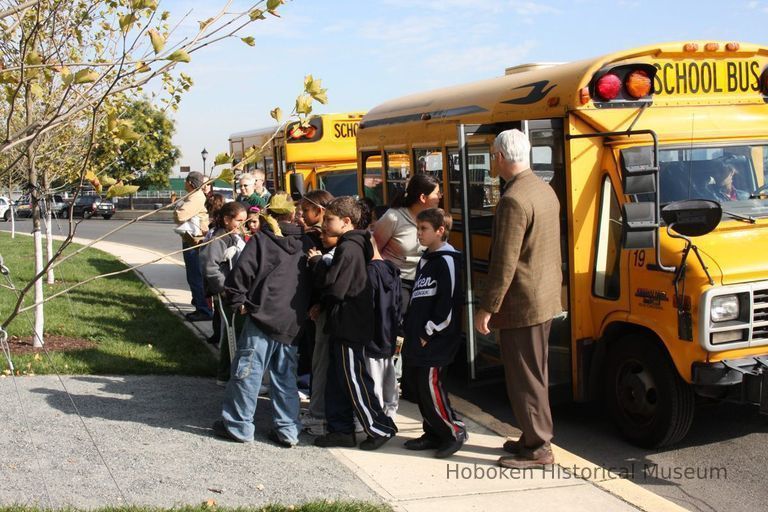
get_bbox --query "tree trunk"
[43,172,54,284]
[33,223,44,347]
[45,210,54,284]
[27,81,44,347]
[8,176,15,239]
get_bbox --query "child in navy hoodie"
[403,208,467,459]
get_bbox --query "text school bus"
[228,112,364,197]
[358,41,768,447]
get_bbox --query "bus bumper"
[692,357,768,414]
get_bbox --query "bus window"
[447,146,498,215]
[386,150,410,203]
[414,148,443,181]
[362,152,384,206]
[273,144,286,192]
[263,156,275,190]
[529,119,564,186]
[593,176,622,300]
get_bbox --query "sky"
[165,0,768,177]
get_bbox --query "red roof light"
[596,73,622,101]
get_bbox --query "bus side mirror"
[620,146,659,249]
[289,173,305,201]
[661,200,722,237]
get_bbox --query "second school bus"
[228,111,364,197]
[357,41,768,447]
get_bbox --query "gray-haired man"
[474,129,562,469]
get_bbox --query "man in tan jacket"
[474,129,562,469]
[174,171,213,322]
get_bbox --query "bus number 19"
[633,250,646,268]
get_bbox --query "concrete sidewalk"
[3,236,690,511]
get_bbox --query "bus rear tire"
[604,334,695,448]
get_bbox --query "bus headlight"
[711,295,739,322]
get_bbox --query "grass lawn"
[0,504,391,512]
[0,232,215,376]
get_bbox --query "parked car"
[71,195,115,219]
[14,194,69,218]
[14,195,32,218]
[0,196,11,221]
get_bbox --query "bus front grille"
[753,288,768,341]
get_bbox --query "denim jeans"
[182,240,213,316]
[221,317,301,443]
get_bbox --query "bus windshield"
[318,169,358,197]
[656,143,768,217]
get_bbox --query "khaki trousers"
[499,320,554,450]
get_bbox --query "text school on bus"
[228,111,364,198]
[355,41,768,448]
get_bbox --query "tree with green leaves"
[90,98,181,191]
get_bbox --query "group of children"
[200,185,468,458]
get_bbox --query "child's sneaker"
[304,423,326,436]
[301,413,324,426]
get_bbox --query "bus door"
[526,119,571,391]
[456,120,570,388]
[455,122,515,380]
[273,143,286,192]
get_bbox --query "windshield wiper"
[722,209,756,223]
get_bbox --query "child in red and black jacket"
[403,208,467,459]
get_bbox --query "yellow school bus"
[228,112,364,197]
[358,41,768,447]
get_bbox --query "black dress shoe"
[186,311,213,322]
[404,434,441,451]
[359,435,392,451]
[314,431,356,448]
[435,435,466,459]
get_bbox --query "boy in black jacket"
[403,208,467,458]
[212,226,313,447]
[308,197,397,450]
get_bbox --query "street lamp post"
[201,148,209,177]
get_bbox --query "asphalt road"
[1,217,181,261]
[3,217,768,512]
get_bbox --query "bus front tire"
[604,335,695,448]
